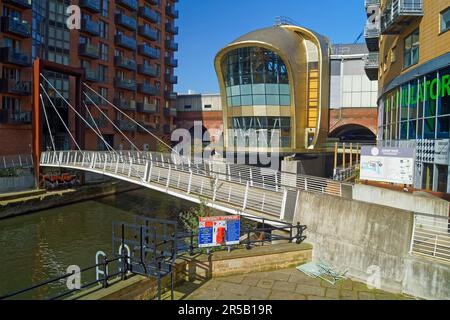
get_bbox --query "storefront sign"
[360,146,415,185]
[198,215,240,248]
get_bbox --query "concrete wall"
[353,184,449,217]
[291,190,450,299]
[0,174,35,194]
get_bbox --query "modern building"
[329,43,379,142]
[214,24,331,156]
[365,0,450,192]
[0,0,178,156]
[175,93,223,144]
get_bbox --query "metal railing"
[40,151,350,219]
[410,213,450,263]
[1,154,33,169]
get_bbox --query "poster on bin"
[198,215,240,248]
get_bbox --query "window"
[99,21,108,39]
[98,65,108,82]
[184,105,191,110]
[404,29,419,69]
[99,43,108,61]
[101,0,108,17]
[204,104,212,109]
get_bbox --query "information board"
[198,215,240,248]
[360,146,415,185]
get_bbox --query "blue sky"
[174,0,368,94]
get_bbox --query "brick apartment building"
[0,0,178,156]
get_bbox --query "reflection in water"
[0,188,195,299]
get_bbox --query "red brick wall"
[329,108,378,135]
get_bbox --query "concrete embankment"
[0,181,142,219]
[291,190,450,300]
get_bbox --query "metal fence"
[410,213,450,263]
[1,154,33,169]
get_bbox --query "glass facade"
[221,47,291,107]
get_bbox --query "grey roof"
[332,43,369,55]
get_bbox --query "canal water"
[0,188,197,299]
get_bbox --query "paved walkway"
[167,268,413,300]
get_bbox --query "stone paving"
[166,268,414,300]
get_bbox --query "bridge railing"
[40,151,351,219]
[1,154,33,169]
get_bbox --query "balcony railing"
[138,6,159,23]
[164,107,177,117]
[79,0,101,13]
[138,25,158,41]
[84,94,103,106]
[137,102,158,113]
[165,40,178,51]
[381,0,423,34]
[138,44,159,59]
[165,57,178,67]
[0,47,31,67]
[4,0,32,9]
[80,18,100,36]
[364,53,379,81]
[165,74,178,84]
[84,68,99,82]
[114,56,137,71]
[114,120,137,132]
[78,43,99,59]
[137,64,158,77]
[116,0,138,11]
[0,110,32,124]
[115,13,137,31]
[0,17,31,38]
[114,78,137,91]
[0,79,31,95]
[364,21,380,52]
[165,22,179,35]
[138,83,159,96]
[365,0,380,7]
[164,91,177,101]
[165,5,179,19]
[113,99,137,111]
[115,34,137,51]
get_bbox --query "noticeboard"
[198,215,240,248]
[360,146,415,185]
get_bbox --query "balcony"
[138,6,158,23]
[79,0,101,13]
[364,22,380,52]
[381,0,423,34]
[4,0,32,9]
[138,83,159,95]
[116,0,138,11]
[164,91,177,101]
[113,99,137,111]
[138,64,158,77]
[80,18,100,36]
[164,107,177,117]
[1,17,31,38]
[365,0,380,7]
[364,53,379,81]
[137,102,158,113]
[0,47,31,67]
[115,34,137,51]
[138,44,159,59]
[0,110,32,125]
[165,22,179,35]
[84,68,99,82]
[165,40,178,51]
[115,13,137,31]
[138,25,158,41]
[84,94,103,105]
[163,124,172,134]
[165,74,178,84]
[78,43,99,59]
[165,5,179,19]
[114,78,137,91]
[165,56,178,67]
[114,120,137,132]
[0,79,31,95]
[114,56,137,71]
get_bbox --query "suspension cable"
[39,94,57,153]
[40,85,82,151]
[83,93,139,151]
[82,102,114,152]
[40,75,119,156]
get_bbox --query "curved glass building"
[215,25,331,154]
